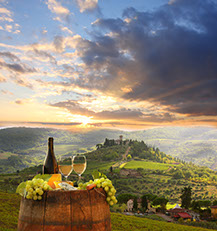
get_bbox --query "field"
[84,160,115,175]
[0,152,18,160]
[111,213,212,231]
[124,160,173,170]
[0,192,20,231]
[0,191,212,231]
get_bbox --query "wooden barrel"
[17,188,111,231]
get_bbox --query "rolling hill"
[0,126,217,173]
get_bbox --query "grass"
[111,213,212,231]
[124,160,172,171]
[0,192,208,231]
[84,160,115,175]
[0,191,213,231]
[120,163,127,168]
[0,152,18,160]
[0,192,20,231]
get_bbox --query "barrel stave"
[18,188,111,231]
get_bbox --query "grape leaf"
[16,182,26,196]
[92,170,107,180]
[33,174,52,182]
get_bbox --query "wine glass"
[58,156,73,181]
[72,154,86,182]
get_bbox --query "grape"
[27,192,33,198]
[25,178,52,200]
[78,176,117,206]
[102,182,108,187]
[26,194,32,199]
[33,190,37,195]
[95,179,100,185]
[28,187,33,193]
[43,184,49,191]
[109,201,114,206]
[110,187,115,193]
[108,191,113,196]
[78,183,83,188]
[38,190,44,196]
[108,183,113,188]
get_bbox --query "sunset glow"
[0,0,217,130]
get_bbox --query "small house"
[211,205,217,218]
[127,199,134,212]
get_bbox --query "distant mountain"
[0,126,217,173]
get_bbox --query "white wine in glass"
[72,154,86,181]
[58,156,73,181]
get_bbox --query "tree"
[133,196,138,211]
[117,193,136,204]
[96,144,102,150]
[141,195,148,210]
[173,169,185,179]
[152,197,168,210]
[104,138,109,147]
[180,186,192,209]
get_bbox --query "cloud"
[0,121,81,127]
[53,35,65,52]
[32,48,57,65]
[1,90,13,95]
[60,26,73,35]
[0,60,36,74]
[0,6,21,33]
[0,7,11,16]
[49,99,177,123]
[46,0,71,22]
[65,0,217,118]
[0,51,20,62]
[76,0,99,13]
[14,99,27,105]
[11,76,34,89]
[0,74,6,82]
[50,100,143,120]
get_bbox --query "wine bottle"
[43,137,59,174]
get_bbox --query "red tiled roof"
[178,212,192,219]
[170,208,185,213]
[211,205,217,208]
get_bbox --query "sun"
[81,116,92,126]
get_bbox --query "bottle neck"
[48,138,54,156]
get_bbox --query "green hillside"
[2,139,217,204]
[1,126,217,173]
[0,191,213,231]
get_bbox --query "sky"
[0,0,217,130]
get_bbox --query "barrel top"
[46,188,105,195]
[21,188,106,201]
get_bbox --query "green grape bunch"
[25,178,52,201]
[78,177,118,206]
